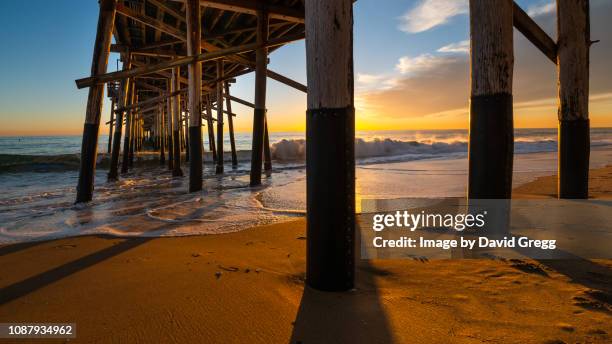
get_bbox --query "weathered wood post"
[184,113,190,162]
[166,82,174,171]
[75,0,117,203]
[128,94,138,169]
[172,67,183,177]
[249,10,268,186]
[205,96,217,162]
[216,60,225,174]
[159,103,166,164]
[468,0,514,199]
[107,99,115,153]
[305,0,355,291]
[121,83,135,174]
[108,55,131,181]
[224,82,238,167]
[186,0,203,191]
[557,0,590,199]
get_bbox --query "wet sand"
[1,168,611,343]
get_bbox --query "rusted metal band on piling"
[468,93,514,199]
[306,106,355,292]
[559,119,590,198]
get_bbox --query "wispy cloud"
[437,40,470,54]
[395,54,457,76]
[398,0,468,33]
[527,1,555,17]
[356,73,400,91]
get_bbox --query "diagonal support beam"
[266,69,307,93]
[512,2,557,64]
[225,94,254,108]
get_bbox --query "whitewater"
[1,128,611,244]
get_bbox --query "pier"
[75,0,592,292]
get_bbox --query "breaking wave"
[269,135,612,163]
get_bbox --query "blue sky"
[1,0,611,135]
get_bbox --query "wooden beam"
[266,69,307,93]
[116,2,184,40]
[225,94,254,108]
[112,45,184,58]
[512,2,557,64]
[111,39,182,52]
[76,33,304,88]
[169,0,305,23]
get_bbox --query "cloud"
[395,54,457,76]
[399,0,468,33]
[356,73,401,91]
[357,73,386,86]
[356,0,612,127]
[527,1,555,17]
[437,40,470,54]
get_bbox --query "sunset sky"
[0,0,611,136]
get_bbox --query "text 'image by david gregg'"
[0,0,611,343]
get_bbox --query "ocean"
[1,128,611,244]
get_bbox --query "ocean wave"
[0,154,83,173]
[268,136,612,162]
[2,135,611,173]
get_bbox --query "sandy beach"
[1,167,610,344]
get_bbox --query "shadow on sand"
[289,258,396,344]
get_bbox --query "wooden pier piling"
[467,0,514,199]
[305,0,355,291]
[216,60,225,174]
[107,99,115,153]
[75,0,117,203]
[166,82,174,171]
[186,0,203,191]
[557,0,590,199]
[128,95,137,169]
[172,67,183,177]
[205,96,217,163]
[75,0,306,202]
[250,10,269,186]
[224,82,238,167]
[108,55,131,181]
[159,103,166,165]
[121,83,135,174]
[264,116,272,171]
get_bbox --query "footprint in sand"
[587,328,607,336]
[573,291,612,313]
[555,322,574,332]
